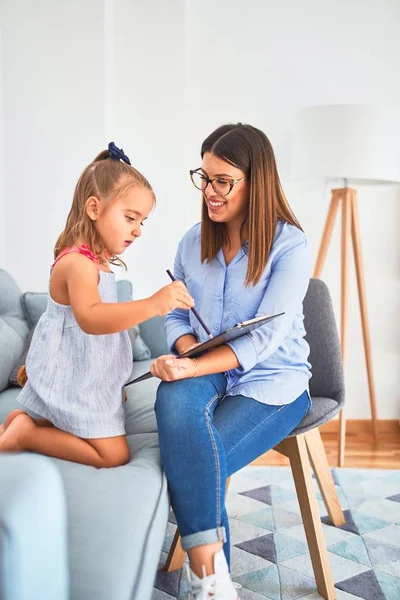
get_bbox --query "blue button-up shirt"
[165,221,312,405]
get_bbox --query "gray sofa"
[0,268,171,600]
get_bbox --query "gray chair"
[165,279,346,600]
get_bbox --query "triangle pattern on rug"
[387,493,400,503]
[350,509,391,534]
[376,557,400,578]
[153,590,175,600]
[230,517,270,546]
[230,544,274,578]
[274,532,309,563]
[278,565,316,600]
[240,485,273,505]
[168,510,177,525]
[328,535,371,567]
[154,568,181,598]
[271,485,297,504]
[237,506,275,531]
[322,509,359,535]
[375,569,400,600]
[236,533,277,563]
[335,569,386,600]
[153,466,400,600]
[363,535,400,566]
[272,506,304,529]
[234,564,280,600]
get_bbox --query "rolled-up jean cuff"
[181,527,226,551]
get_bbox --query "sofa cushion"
[20,280,151,361]
[125,359,159,435]
[20,292,47,329]
[9,327,35,386]
[0,270,29,393]
[139,316,169,358]
[114,279,152,361]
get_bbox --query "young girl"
[0,142,194,468]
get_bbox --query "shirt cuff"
[226,334,258,374]
[166,324,196,353]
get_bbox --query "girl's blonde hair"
[54,149,155,268]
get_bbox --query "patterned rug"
[152,466,400,600]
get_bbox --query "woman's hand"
[151,354,197,381]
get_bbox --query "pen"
[166,269,213,339]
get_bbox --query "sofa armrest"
[0,454,69,600]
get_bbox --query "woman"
[151,123,312,599]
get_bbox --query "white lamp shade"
[291,105,400,184]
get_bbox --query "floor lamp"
[291,105,400,467]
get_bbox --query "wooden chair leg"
[275,435,336,600]
[164,477,232,572]
[164,528,186,572]
[305,428,345,526]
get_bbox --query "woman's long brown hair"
[200,123,302,286]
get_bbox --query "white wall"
[184,0,400,420]
[111,0,187,296]
[2,0,105,289]
[1,0,186,296]
[1,0,399,418]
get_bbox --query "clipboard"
[125,311,284,386]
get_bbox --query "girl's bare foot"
[1,411,53,437]
[0,413,34,453]
[0,409,27,436]
[3,409,27,430]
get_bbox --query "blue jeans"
[155,373,311,564]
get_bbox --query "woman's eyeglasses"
[190,168,246,197]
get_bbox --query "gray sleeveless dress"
[17,264,133,439]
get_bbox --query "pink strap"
[52,245,99,269]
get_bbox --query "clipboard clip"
[234,312,285,329]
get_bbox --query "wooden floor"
[252,430,400,469]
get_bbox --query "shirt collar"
[217,244,247,268]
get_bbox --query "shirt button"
[214,326,218,330]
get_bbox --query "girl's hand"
[151,355,197,381]
[150,281,195,316]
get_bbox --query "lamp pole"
[314,187,379,467]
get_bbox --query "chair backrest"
[303,278,345,401]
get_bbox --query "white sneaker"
[186,549,240,600]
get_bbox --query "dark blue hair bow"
[108,141,131,165]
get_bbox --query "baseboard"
[320,419,400,434]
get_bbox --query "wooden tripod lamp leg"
[350,193,379,439]
[311,188,379,465]
[338,189,352,467]
[313,192,341,278]
[314,189,347,466]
